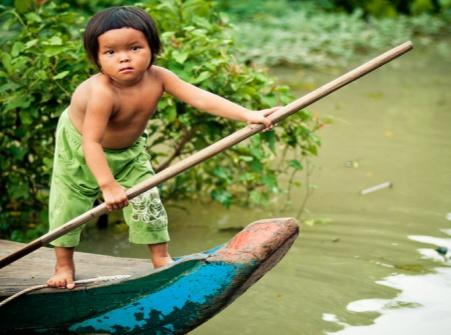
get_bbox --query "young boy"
[47,6,275,289]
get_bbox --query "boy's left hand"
[245,106,281,131]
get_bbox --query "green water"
[79,40,451,334]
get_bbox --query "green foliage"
[215,0,301,20]
[0,0,321,241]
[230,7,450,68]
[69,0,136,15]
[323,0,450,16]
[216,0,451,18]
[214,0,449,68]
[0,2,90,241]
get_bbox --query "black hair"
[83,6,161,69]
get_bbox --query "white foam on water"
[324,233,451,335]
[325,267,451,335]
[408,235,451,248]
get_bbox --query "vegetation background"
[0,0,449,242]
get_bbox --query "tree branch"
[155,127,195,172]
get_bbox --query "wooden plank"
[0,240,151,296]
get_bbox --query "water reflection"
[325,231,451,335]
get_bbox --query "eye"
[131,46,141,51]
[104,50,114,55]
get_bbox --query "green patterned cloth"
[48,109,169,247]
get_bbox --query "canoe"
[0,217,299,334]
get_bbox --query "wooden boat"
[0,217,299,334]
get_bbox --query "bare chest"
[109,86,162,127]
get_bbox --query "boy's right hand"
[101,181,129,212]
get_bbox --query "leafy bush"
[231,8,450,68]
[215,0,451,19]
[321,0,451,17]
[0,2,89,241]
[0,0,322,241]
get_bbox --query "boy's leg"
[47,184,96,288]
[114,144,171,267]
[47,155,98,288]
[47,182,96,288]
[47,247,75,289]
[147,242,173,268]
[122,187,171,268]
[47,109,98,288]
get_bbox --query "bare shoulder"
[149,66,188,96]
[72,74,114,106]
[150,66,178,83]
[150,65,170,77]
[70,75,116,127]
[88,74,115,100]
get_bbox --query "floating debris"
[361,181,393,195]
[217,226,245,233]
[345,160,360,168]
[384,130,394,138]
[393,263,425,273]
[436,246,448,255]
[304,218,332,226]
[434,246,450,262]
[435,246,449,261]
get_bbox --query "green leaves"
[0,2,89,241]
[53,71,69,80]
[211,189,232,207]
[172,49,189,64]
[191,71,211,84]
[213,166,232,183]
[288,159,304,171]
[228,2,449,69]
[24,12,42,23]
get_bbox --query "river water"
[79,40,451,334]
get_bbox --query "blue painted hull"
[0,218,299,334]
[71,261,249,334]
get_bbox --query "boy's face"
[97,28,152,84]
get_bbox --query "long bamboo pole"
[0,41,413,269]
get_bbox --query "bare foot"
[152,256,174,269]
[47,264,75,289]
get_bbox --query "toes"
[47,278,59,288]
[66,280,75,290]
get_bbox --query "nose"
[119,51,130,63]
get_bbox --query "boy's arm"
[155,67,276,128]
[81,88,128,211]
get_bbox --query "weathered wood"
[0,41,413,269]
[0,240,151,295]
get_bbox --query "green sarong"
[48,109,169,247]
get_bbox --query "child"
[47,6,276,289]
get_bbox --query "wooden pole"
[0,41,413,269]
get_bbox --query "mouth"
[119,67,134,73]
